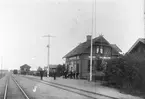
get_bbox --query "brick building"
[63,35,122,79]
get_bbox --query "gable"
[83,36,121,54]
[93,36,110,45]
[127,38,145,54]
[130,41,145,54]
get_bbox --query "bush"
[105,53,145,91]
[56,64,65,77]
[13,69,18,74]
[21,71,27,75]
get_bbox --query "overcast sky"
[0,0,144,70]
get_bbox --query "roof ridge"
[111,44,122,52]
[63,43,83,58]
[127,38,145,53]
[63,35,122,58]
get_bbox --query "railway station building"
[63,35,122,79]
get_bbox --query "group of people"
[63,70,79,79]
[39,69,79,80]
[39,69,56,80]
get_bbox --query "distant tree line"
[14,64,66,78]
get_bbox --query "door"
[76,63,79,73]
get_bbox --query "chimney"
[86,35,92,41]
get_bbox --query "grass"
[101,82,145,99]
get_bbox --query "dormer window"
[96,46,103,54]
[100,46,103,54]
[96,46,99,53]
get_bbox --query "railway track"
[3,75,30,99]
[20,75,118,99]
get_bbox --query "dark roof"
[63,35,122,58]
[110,44,122,52]
[63,42,87,58]
[140,38,145,44]
[20,64,31,68]
[127,38,145,53]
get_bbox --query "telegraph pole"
[1,56,3,78]
[90,0,96,81]
[43,34,55,77]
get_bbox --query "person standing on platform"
[64,70,68,79]
[76,72,79,79]
[70,67,73,79]
[40,69,44,80]
[73,71,76,79]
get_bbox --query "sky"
[0,0,144,70]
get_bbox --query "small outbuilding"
[20,64,31,75]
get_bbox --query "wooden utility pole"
[90,0,96,81]
[43,35,55,77]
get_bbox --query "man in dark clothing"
[72,71,75,79]
[70,67,73,79]
[40,70,44,80]
[70,71,72,79]
[53,69,56,80]
[64,70,67,79]
[76,72,79,79]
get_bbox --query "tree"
[104,53,145,91]
[13,69,18,74]
[36,66,42,76]
[37,66,42,72]
[56,64,66,77]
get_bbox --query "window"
[96,46,103,54]
[24,68,26,71]
[76,63,79,73]
[96,46,99,53]
[100,46,103,54]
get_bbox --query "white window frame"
[100,46,103,54]
[96,46,99,53]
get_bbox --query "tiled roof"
[127,38,145,53]
[63,42,88,58]
[63,36,122,58]
[110,44,122,52]
[140,38,145,44]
